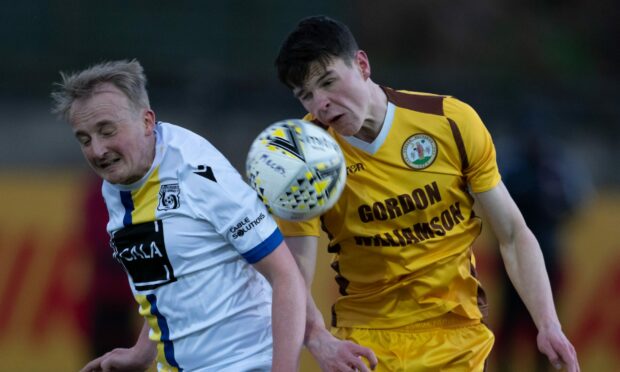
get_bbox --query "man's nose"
[90,137,107,158]
[313,91,330,113]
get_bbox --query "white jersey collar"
[342,102,395,155]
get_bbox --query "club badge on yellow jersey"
[401,133,438,170]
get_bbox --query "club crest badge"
[402,134,438,170]
[158,184,181,210]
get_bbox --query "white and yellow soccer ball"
[246,119,347,221]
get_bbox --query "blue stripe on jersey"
[146,294,181,370]
[242,228,283,264]
[120,190,134,227]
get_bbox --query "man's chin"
[98,170,123,185]
[334,126,358,137]
[102,176,121,184]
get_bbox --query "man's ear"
[356,50,371,80]
[144,109,156,133]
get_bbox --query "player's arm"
[285,235,378,372]
[80,320,156,372]
[252,240,306,372]
[474,181,579,372]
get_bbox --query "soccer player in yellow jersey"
[274,15,579,372]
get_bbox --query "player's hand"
[537,323,579,372]
[307,330,378,372]
[80,346,156,372]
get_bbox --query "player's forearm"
[282,236,330,353]
[500,227,561,330]
[132,320,158,367]
[270,271,306,372]
[303,290,333,351]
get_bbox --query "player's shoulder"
[158,122,223,161]
[383,87,447,116]
[441,95,477,116]
[158,122,240,186]
[383,87,476,118]
[158,122,206,148]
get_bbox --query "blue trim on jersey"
[146,294,181,370]
[120,190,134,227]
[241,228,283,264]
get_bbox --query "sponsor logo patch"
[111,220,176,290]
[229,213,266,239]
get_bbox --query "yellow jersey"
[278,88,501,328]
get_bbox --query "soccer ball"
[246,119,347,221]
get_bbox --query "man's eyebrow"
[316,69,334,82]
[97,121,115,129]
[293,70,334,99]
[73,120,114,137]
[294,88,308,99]
[74,129,88,138]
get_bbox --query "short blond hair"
[51,59,150,121]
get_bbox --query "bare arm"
[284,236,328,345]
[80,320,156,372]
[475,181,579,371]
[285,236,377,372]
[253,241,306,372]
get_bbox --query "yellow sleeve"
[444,97,501,193]
[275,216,321,237]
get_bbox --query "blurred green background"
[1,0,617,180]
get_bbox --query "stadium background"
[0,1,617,371]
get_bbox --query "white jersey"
[102,122,281,371]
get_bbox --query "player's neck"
[354,82,388,143]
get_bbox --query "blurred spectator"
[494,126,590,370]
[83,176,135,357]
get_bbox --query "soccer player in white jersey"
[51,59,306,372]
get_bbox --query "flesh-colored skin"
[70,83,156,185]
[293,51,387,142]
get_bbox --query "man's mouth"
[98,158,120,170]
[328,114,344,125]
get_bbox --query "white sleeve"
[182,144,282,263]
